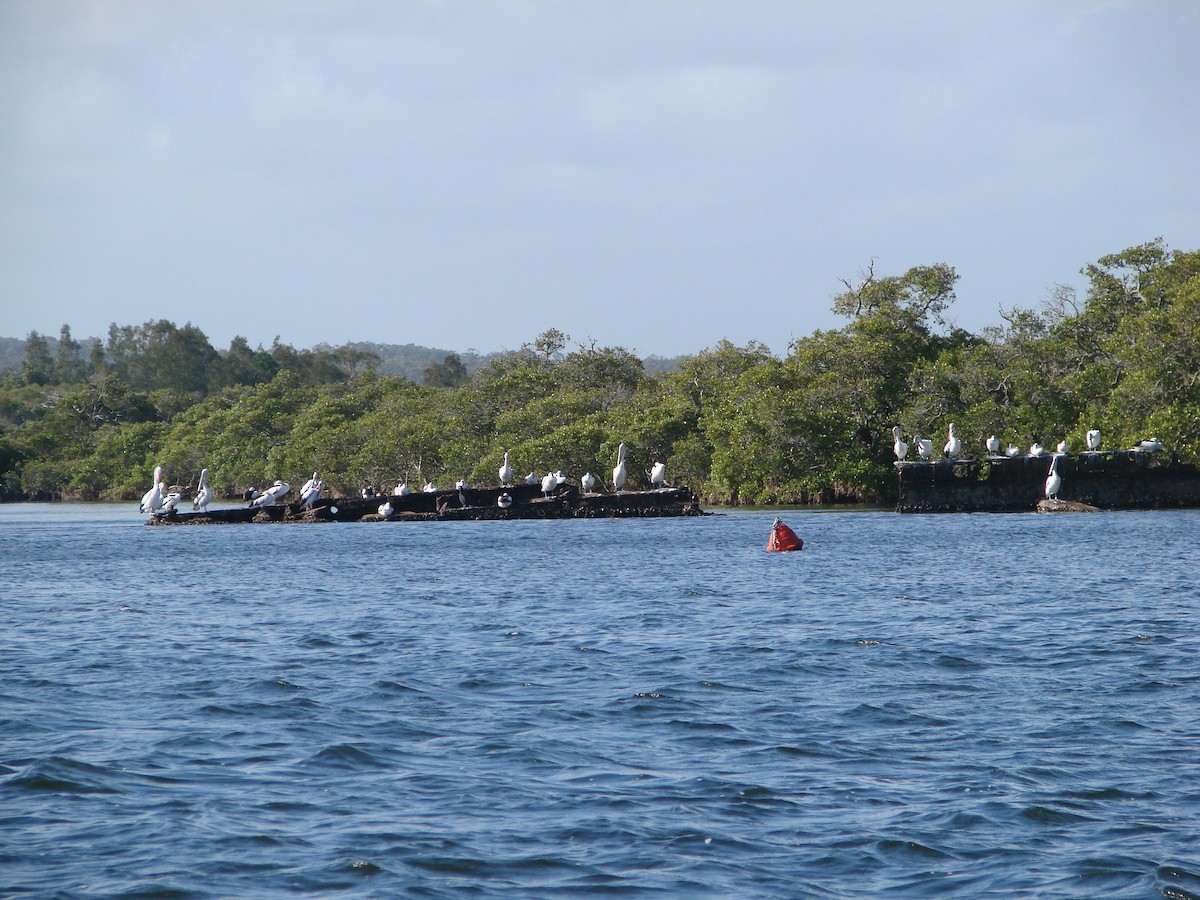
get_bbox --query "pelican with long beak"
[1045,455,1062,500]
[612,443,627,492]
[250,480,290,507]
[140,466,164,514]
[944,423,961,460]
[193,467,213,512]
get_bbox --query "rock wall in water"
[896,451,1200,513]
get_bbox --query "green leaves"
[2,242,1197,504]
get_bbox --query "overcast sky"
[1,1,1196,358]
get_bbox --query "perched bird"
[612,443,628,492]
[1045,455,1062,500]
[378,499,394,517]
[541,472,558,498]
[1029,443,1045,457]
[554,470,567,486]
[394,480,411,496]
[1137,438,1163,453]
[524,472,539,485]
[192,467,213,512]
[498,452,514,487]
[944,423,962,460]
[1056,439,1071,454]
[300,472,323,509]
[893,426,908,461]
[455,478,470,491]
[916,436,933,461]
[160,489,183,513]
[1005,444,1021,458]
[1086,429,1102,451]
[497,492,513,509]
[650,461,666,488]
[140,465,165,514]
[986,435,1001,456]
[581,472,597,493]
[250,480,290,507]
[422,481,438,493]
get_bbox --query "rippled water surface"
[3,503,1200,898]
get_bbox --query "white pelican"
[300,472,322,509]
[581,472,597,493]
[541,472,558,498]
[524,472,539,485]
[1005,444,1020,458]
[554,470,567,486]
[1137,438,1163,453]
[140,466,164,514]
[612,443,627,492]
[193,468,213,512]
[893,426,909,461]
[1045,455,1062,500]
[944,423,961,460]
[1029,443,1045,457]
[650,461,666,488]
[497,492,513,509]
[394,480,411,496]
[915,436,933,461]
[1056,439,1070,454]
[1086,429,1101,451]
[378,499,394,517]
[250,480,290,507]
[160,489,182,512]
[498,452,514,487]
[423,481,437,493]
[986,435,1001,456]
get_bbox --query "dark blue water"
[3,503,1200,898]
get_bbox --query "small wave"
[308,743,397,770]
[874,838,956,860]
[343,859,387,876]
[1,756,121,794]
[934,653,986,670]
[1158,863,1200,900]
[1019,805,1096,825]
[374,679,422,694]
[697,680,764,693]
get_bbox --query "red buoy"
[766,517,803,552]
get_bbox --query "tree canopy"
[2,240,1197,504]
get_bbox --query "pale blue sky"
[2,1,1196,357]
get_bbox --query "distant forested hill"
[315,342,494,381]
[0,335,685,379]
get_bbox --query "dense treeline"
[1,239,1197,505]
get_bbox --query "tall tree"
[20,332,54,386]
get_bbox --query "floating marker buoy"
[766,517,803,552]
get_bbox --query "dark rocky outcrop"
[897,451,1200,513]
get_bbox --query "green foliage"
[423,353,468,388]
[2,242,1197,505]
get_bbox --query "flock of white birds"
[892,424,1165,500]
[139,443,671,516]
